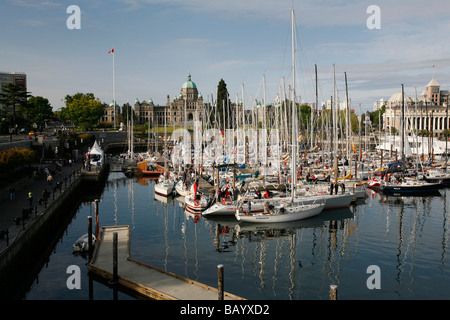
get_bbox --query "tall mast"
[291,8,296,200]
[313,64,318,148]
[345,72,351,177]
[401,84,405,163]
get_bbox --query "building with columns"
[133,73,209,127]
[383,78,450,137]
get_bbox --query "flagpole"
[113,49,116,130]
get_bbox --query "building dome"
[182,73,197,89]
[388,92,412,103]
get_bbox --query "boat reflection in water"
[204,208,354,299]
[22,172,450,300]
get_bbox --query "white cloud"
[10,0,61,9]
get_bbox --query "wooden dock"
[88,225,245,300]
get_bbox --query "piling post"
[87,216,93,262]
[330,285,338,300]
[94,200,99,238]
[112,232,118,284]
[218,264,224,300]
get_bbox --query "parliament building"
[133,73,209,127]
[383,78,450,137]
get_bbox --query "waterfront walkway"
[0,162,82,252]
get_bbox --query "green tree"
[215,79,230,130]
[368,104,385,129]
[0,84,31,133]
[60,93,104,130]
[19,96,54,131]
[121,102,133,125]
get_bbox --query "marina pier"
[88,225,245,300]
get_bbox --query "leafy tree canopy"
[60,93,104,130]
[19,96,54,130]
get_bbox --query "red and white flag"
[108,49,114,53]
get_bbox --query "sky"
[1,0,450,114]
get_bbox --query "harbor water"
[23,170,450,300]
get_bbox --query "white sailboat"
[175,180,191,197]
[235,198,325,223]
[185,192,212,212]
[236,9,326,223]
[154,107,174,197]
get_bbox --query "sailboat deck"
[88,225,244,300]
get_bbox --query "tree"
[215,79,230,130]
[60,93,104,130]
[0,84,31,133]
[121,102,132,125]
[368,104,385,129]
[19,96,54,131]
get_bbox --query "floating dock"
[88,225,245,300]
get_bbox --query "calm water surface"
[24,171,450,300]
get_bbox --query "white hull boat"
[296,193,355,210]
[175,181,191,197]
[72,233,96,252]
[185,193,212,212]
[202,197,266,217]
[155,177,174,197]
[235,199,325,223]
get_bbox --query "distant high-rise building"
[0,72,27,110]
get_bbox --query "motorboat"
[72,233,96,252]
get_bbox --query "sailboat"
[380,177,442,194]
[236,9,326,223]
[184,179,212,212]
[154,107,174,197]
[235,198,325,223]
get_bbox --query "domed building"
[383,78,450,138]
[133,73,208,127]
[170,73,206,124]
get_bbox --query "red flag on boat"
[193,180,198,197]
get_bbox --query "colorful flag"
[108,49,114,53]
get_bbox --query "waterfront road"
[0,162,82,253]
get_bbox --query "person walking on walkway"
[42,188,49,207]
[47,174,53,186]
[9,186,15,200]
[28,191,33,207]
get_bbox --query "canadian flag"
[108,49,114,53]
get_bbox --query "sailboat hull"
[380,181,442,194]
[155,181,174,197]
[235,202,324,223]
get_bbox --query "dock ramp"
[88,225,245,300]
